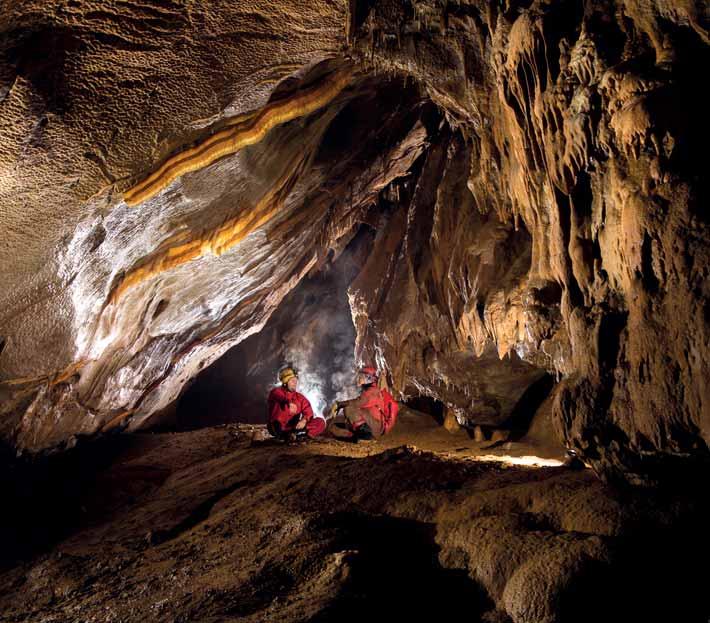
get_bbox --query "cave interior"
[0,0,709,621]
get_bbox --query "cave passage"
[173,221,557,448]
[404,395,446,423]
[174,231,369,431]
[1,2,709,621]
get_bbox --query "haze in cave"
[0,1,708,621]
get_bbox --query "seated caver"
[332,366,398,442]
[267,367,326,441]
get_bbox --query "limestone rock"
[0,0,707,486]
[490,429,510,444]
[442,408,462,434]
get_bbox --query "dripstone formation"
[1,0,708,485]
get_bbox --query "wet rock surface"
[0,414,707,622]
[0,0,708,487]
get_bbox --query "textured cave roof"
[0,0,709,486]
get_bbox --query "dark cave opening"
[404,394,446,423]
[173,229,374,431]
[507,373,556,440]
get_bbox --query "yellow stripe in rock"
[123,68,353,207]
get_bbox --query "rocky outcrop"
[347,0,710,483]
[1,422,706,623]
[1,1,708,484]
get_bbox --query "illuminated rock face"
[0,1,707,484]
[175,231,370,429]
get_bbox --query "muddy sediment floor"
[1,409,708,623]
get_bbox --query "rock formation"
[1,421,707,623]
[1,0,708,485]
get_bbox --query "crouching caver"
[267,367,326,441]
[332,366,398,442]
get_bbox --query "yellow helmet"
[279,367,297,384]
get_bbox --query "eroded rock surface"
[0,1,708,484]
[0,417,706,623]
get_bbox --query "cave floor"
[0,410,707,623]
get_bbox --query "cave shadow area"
[557,492,710,623]
[307,511,492,622]
[0,433,157,569]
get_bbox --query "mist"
[175,229,374,428]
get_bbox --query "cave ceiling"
[0,0,708,485]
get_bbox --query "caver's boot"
[294,429,309,442]
[283,430,307,444]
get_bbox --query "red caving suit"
[267,386,326,438]
[346,385,399,436]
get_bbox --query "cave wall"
[0,0,350,447]
[348,128,551,428]
[0,0,708,484]
[346,0,709,483]
[0,24,430,451]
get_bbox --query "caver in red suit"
[339,366,399,437]
[267,367,326,439]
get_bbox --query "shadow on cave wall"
[173,229,375,431]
